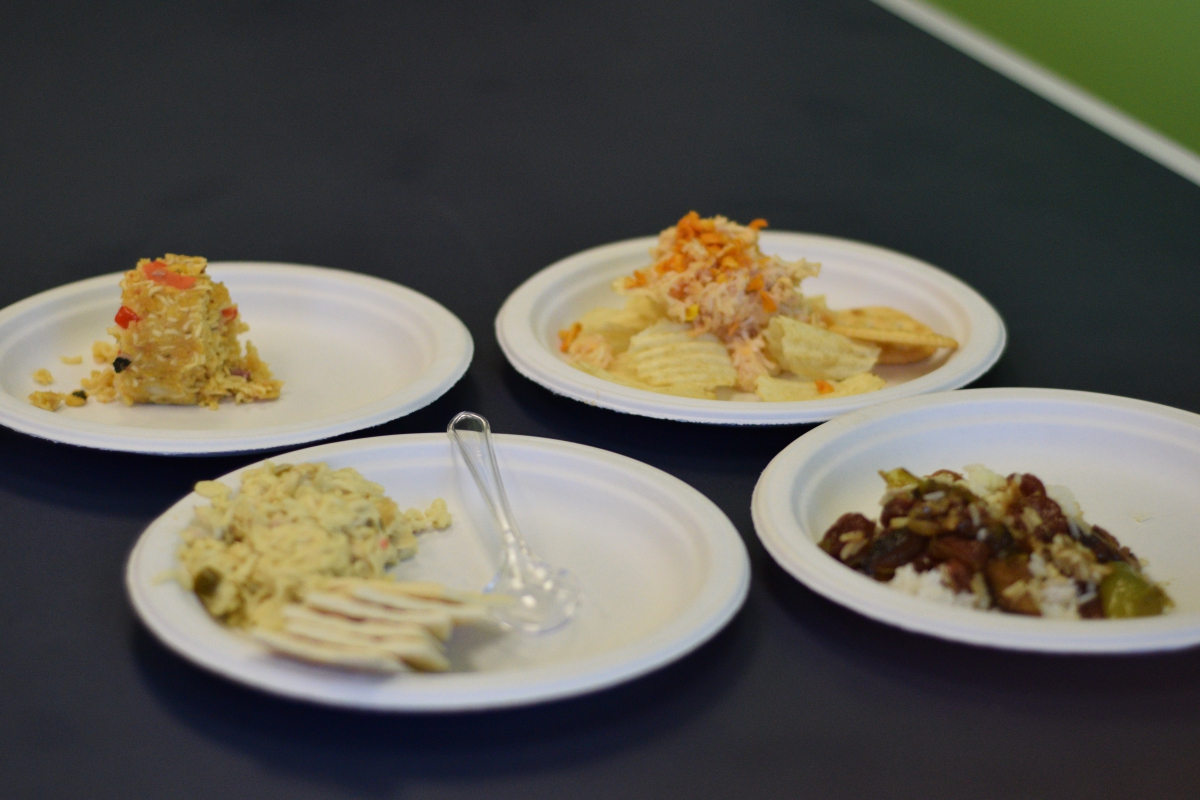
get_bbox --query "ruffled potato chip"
[763,316,879,381]
[566,333,614,370]
[754,371,886,402]
[626,321,737,392]
[570,357,715,399]
[577,295,664,354]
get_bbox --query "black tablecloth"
[3,2,1199,798]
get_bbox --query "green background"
[925,0,1200,156]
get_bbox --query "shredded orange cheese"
[558,322,582,353]
[623,270,648,289]
[605,212,821,392]
[647,212,773,284]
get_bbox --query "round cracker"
[830,306,927,331]
[875,343,938,364]
[825,306,957,357]
[827,325,958,349]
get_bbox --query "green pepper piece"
[1099,562,1170,618]
[880,468,919,489]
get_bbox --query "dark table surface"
[3,2,1199,798]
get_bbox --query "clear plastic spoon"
[447,411,580,633]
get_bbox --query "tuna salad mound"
[819,465,1171,619]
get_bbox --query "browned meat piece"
[1077,593,1105,619]
[819,513,877,564]
[1017,473,1045,496]
[984,555,1040,616]
[1082,525,1139,567]
[880,492,914,527]
[907,553,937,572]
[927,536,992,573]
[942,559,974,592]
[1011,473,1071,542]
[981,522,1028,559]
[860,529,928,581]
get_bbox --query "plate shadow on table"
[288,375,482,447]
[129,600,759,796]
[0,377,479,518]
[760,555,1200,717]
[500,364,816,478]
[0,426,259,518]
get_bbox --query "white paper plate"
[496,232,1005,425]
[752,388,1200,653]
[0,263,472,454]
[126,433,749,710]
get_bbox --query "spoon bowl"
[447,412,581,633]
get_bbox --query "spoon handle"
[447,412,524,554]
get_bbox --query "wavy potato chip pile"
[557,212,960,403]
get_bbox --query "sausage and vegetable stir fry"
[820,466,1170,619]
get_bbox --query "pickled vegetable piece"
[1100,562,1170,618]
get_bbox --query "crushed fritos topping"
[616,212,821,389]
[558,321,582,353]
[624,212,801,335]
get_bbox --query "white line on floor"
[871,0,1200,187]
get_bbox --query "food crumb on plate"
[28,391,64,411]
